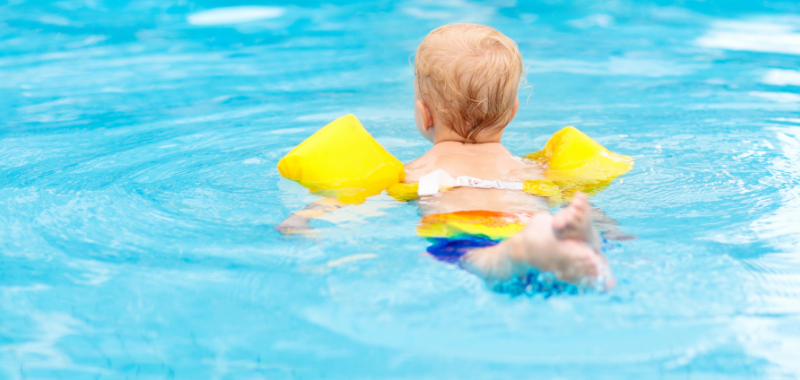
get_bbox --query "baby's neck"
[434,139,501,145]
[428,140,511,156]
[431,126,504,145]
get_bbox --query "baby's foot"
[466,227,613,289]
[515,193,612,287]
[539,239,604,286]
[552,192,598,252]
[462,192,614,289]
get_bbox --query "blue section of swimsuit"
[428,236,616,296]
[426,236,500,263]
[428,236,615,263]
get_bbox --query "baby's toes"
[574,196,590,215]
[553,211,570,231]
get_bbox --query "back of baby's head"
[415,24,523,141]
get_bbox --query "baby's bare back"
[405,142,548,215]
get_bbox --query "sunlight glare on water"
[1,0,800,379]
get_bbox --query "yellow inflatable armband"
[386,182,420,202]
[522,179,562,198]
[524,126,633,199]
[277,114,405,204]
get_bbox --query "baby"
[277,24,614,289]
[405,24,612,288]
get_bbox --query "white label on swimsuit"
[418,169,455,196]
[418,170,524,196]
[455,176,524,191]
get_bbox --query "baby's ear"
[416,100,434,131]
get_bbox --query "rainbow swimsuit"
[416,210,534,263]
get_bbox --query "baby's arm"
[274,198,347,234]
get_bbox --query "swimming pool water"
[2,0,800,379]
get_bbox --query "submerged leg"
[462,192,614,289]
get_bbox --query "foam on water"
[696,19,800,55]
[187,6,286,26]
[762,69,800,86]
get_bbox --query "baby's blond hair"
[414,24,523,141]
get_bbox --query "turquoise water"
[2,0,800,378]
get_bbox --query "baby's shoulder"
[404,151,439,182]
[404,148,543,182]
